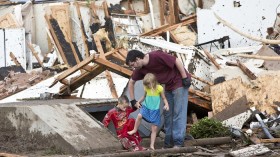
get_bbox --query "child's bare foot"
[127,130,136,135]
[149,147,155,150]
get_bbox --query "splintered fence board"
[50,4,72,42]
[4,28,27,70]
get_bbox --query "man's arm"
[128,79,136,100]
[175,58,187,78]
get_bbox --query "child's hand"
[163,105,169,111]
[136,102,142,109]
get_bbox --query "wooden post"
[236,59,257,80]
[158,0,165,25]
[203,49,221,69]
[9,52,21,66]
[93,35,118,98]
[74,2,90,58]
[27,42,44,68]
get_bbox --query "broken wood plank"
[188,95,212,110]
[93,55,132,78]
[74,2,90,58]
[49,54,95,88]
[191,74,214,85]
[185,137,232,146]
[9,52,21,66]
[59,65,106,95]
[260,138,280,143]
[189,88,211,101]
[103,1,110,18]
[93,35,118,98]
[203,49,221,69]
[27,43,44,68]
[237,54,280,61]
[236,59,257,80]
[141,14,196,37]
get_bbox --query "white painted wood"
[5,28,26,70]
[229,144,270,157]
[0,29,5,67]
[197,0,279,51]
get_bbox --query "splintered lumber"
[93,54,132,78]
[140,14,196,37]
[27,43,44,68]
[93,147,197,157]
[74,2,89,58]
[189,88,211,101]
[236,59,257,80]
[49,54,95,88]
[188,95,212,110]
[191,74,214,85]
[203,49,221,69]
[237,54,280,61]
[9,52,21,66]
[59,64,106,95]
[0,152,27,157]
[94,35,118,98]
[185,137,232,146]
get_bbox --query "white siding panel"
[5,28,26,70]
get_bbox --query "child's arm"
[135,92,146,109]
[102,111,112,127]
[160,91,169,111]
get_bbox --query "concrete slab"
[0,100,122,154]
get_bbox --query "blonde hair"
[143,73,158,92]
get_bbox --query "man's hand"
[182,77,191,88]
[130,99,137,107]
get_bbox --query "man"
[126,49,191,148]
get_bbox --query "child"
[128,73,169,150]
[102,95,145,151]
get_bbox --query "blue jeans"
[164,87,188,147]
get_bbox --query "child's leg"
[128,114,142,135]
[150,125,158,150]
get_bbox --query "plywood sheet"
[171,25,196,46]
[50,4,72,42]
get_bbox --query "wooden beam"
[74,2,90,58]
[93,35,118,98]
[236,59,257,80]
[237,54,280,61]
[59,65,106,95]
[27,42,44,68]
[191,74,214,86]
[141,15,196,37]
[93,55,132,78]
[188,95,212,110]
[168,0,176,25]
[158,0,165,25]
[260,138,280,143]
[49,54,95,88]
[143,0,150,14]
[203,49,221,70]
[9,52,21,66]
[103,1,110,18]
[189,88,211,101]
